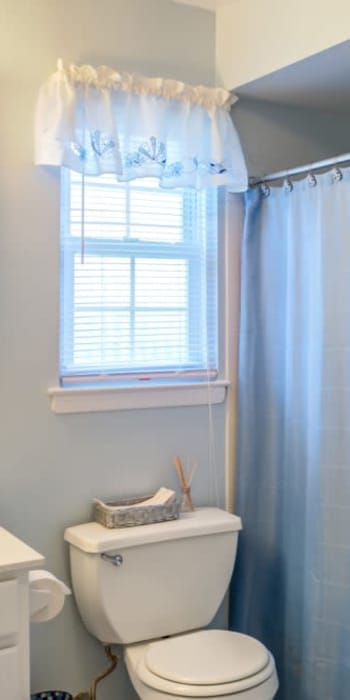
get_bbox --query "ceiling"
[235,41,350,111]
[170,5,350,113]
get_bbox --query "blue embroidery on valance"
[126,136,167,168]
[70,132,227,177]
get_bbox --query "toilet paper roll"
[29,570,71,623]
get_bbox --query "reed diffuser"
[174,455,197,512]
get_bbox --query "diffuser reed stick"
[174,455,196,512]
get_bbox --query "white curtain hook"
[307,172,317,187]
[332,167,343,182]
[260,183,270,198]
[283,177,293,193]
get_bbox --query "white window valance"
[35,60,248,191]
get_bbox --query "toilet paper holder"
[29,570,71,623]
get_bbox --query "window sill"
[48,381,229,414]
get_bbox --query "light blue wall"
[233,97,350,178]
[0,2,221,697]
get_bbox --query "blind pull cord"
[81,169,85,264]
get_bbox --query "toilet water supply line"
[74,644,119,700]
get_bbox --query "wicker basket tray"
[94,494,180,528]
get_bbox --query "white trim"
[61,172,219,382]
[48,380,229,414]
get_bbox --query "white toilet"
[64,507,278,700]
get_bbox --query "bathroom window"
[60,170,218,387]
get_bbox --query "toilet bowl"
[64,508,278,700]
[125,630,278,700]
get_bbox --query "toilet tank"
[64,507,242,645]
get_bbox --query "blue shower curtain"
[230,169,350,700]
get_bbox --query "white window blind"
[60,169,218,385]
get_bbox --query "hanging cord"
[206,366,220,507]
[74,644,119,700]
[204,190,220,508]
[80,168,85,264]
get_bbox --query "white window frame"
[49,172,228,413]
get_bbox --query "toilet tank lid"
[64,508,242,553]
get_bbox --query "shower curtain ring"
[283,177,293,193]
[307,172,317,187]
[260,182,270,197]
[332,167,343,182]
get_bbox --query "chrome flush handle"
[101,553,123,566]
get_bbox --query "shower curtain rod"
[250,151,350,186]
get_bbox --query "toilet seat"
[145,631,270,685]
[132,630,277,697]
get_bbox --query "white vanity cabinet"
[0,527,44,700]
